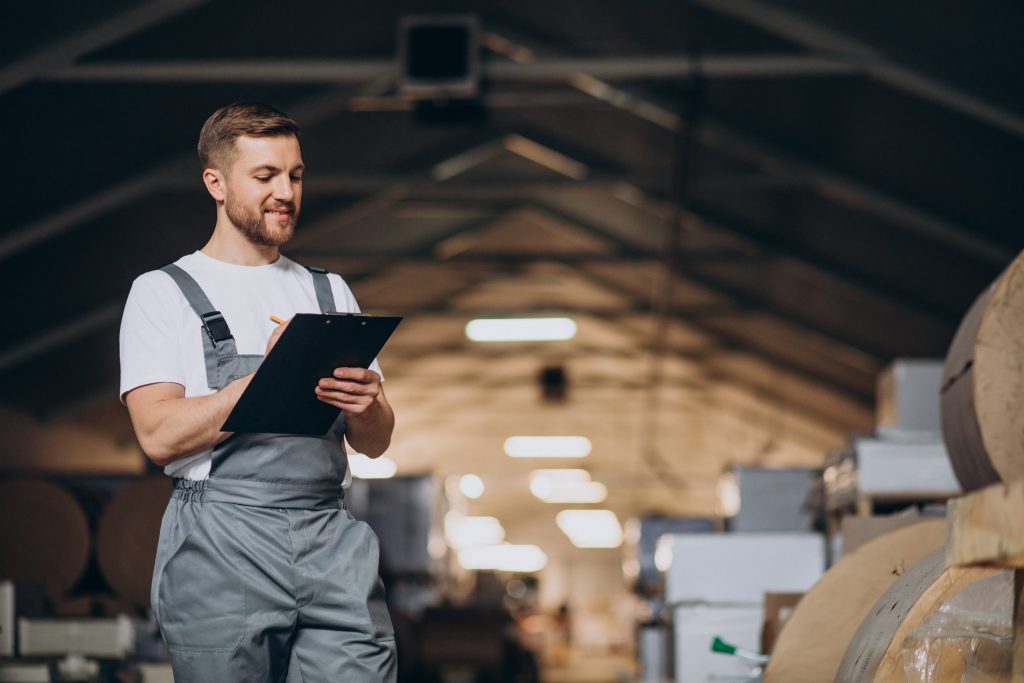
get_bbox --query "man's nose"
[273,176,294,201]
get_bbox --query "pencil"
[269,315,286,325]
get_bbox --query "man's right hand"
[266,318,290,355]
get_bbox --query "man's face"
[222,135,304,247]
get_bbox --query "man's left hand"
[315,367,381,417]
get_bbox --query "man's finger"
[315,395,372,411]
[266,320,290,352]
[331,367,380,382]
[314,385,373,400]
[317,379,376,394]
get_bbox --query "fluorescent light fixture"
[530,468,591,482]
[444,513,505,550]
[556,509,623,548]
[349,454,397,479]
[654,535,673,572]
[538,481,608,504]
[529,468,591,498]
[529,469,606,503]
[716,471,741,517]
[458,544,548,572]
[458,474,485,499]
[465,317,577,342]
[504,436,592,458]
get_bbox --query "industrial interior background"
[0,1,1022,682]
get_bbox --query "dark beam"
[527,200,895,361]
[692,0,1024,140]
[46,54,858,84]
[0,0,209,95]
[484,28,1014,266]
[501,205,878,398]
[379,184,967,325]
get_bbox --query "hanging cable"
[640,6,708,494]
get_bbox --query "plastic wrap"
[901,570,1012,682]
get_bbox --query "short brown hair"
[197,102,300,171]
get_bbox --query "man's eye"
[290,175,302,182]
[255,176,270,182]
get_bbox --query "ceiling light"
[536,481,608,504]
[444,513,505,550]
[459,474,485,499]
[349,454,397,479]
[530,468,591,482]
[504,436,591,458]
[556,509,623,548]
[716,471,741,518]
[654,535,673,572]
[529,468,591,498]
[458,544,548,572]
[529,469,606,503]
[465,317,577,342]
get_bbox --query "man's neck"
[201,218,280,266]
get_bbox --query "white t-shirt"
[119,251,382,480]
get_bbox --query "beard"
[225,195,299,247]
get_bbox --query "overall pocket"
[344,510,395,643]
[156,503,245,652]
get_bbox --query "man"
[119,103,396,682]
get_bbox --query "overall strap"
[161,264,244,390]
[161,264,234,343]
[306,266,337,314]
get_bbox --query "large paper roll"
[941,249,1024,491]
[764,520,946,683]
[95,475,172,609]
[0,479,90,596]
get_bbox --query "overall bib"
[150,264,396,683]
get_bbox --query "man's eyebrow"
[249,163,304,173]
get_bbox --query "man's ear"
[202,168,227,202]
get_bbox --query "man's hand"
[266,319,289,355]
[320,366,394,456]
[315,367,382,417]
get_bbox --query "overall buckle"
[200,311,233,343]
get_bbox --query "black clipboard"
[222,313,402,436]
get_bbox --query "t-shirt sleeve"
[119,272,187,402]
[328,273,385,381]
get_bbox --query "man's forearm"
[344,397,395,457]
[129,376,252,466]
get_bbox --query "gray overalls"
[150,264,396,683]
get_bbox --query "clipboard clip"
[200,311,233,343]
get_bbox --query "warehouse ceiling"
[1,1,1022,544]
